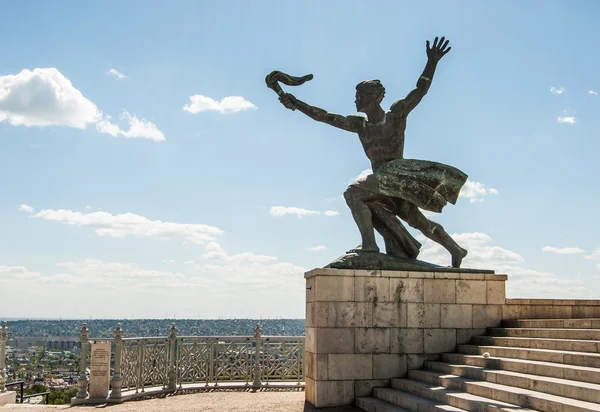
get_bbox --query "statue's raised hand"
[426,37,451,63]
[279,93,298,111]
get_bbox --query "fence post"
[109,324,123,401]
[252,324,262,390]
[76,324,89,399]
[167,324,178,390]
[0,321,7,393]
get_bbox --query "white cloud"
[269,206,321,218]
[56,259,186,282]
[108,69,126,80]
[183,95,257,114]
[418,232,589,298]
[162,259,176,264]
[352,169,372,183]
[308,245,327,252]
[0,265,41,280]
[190,243,306,291]
[201,242,277,262]
[550,87,566,95]
[0,68,102,128]
[0,67,164,141]
[585,248,600,261]
[542,246,585,255]
[96,111,165,141]
[419,232,524,267]
[585,249,600,272]
[27,206,222,243]
[0,245,307,318]
[589,90,598,96]
[18,204,34,213]
[459,179,498,203]
[268,206,339,218]
[557,116,576,124]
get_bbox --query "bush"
[26,383,47,395]
[48,387,78,405]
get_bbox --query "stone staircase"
[356,318,600,412]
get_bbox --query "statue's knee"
[343,186,358,205]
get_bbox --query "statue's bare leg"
[369,201,421,258]
[343,181,382,253]
[396,200,467,267]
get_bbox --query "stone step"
[472,335,600,353]
[502,318,600,329]
[489,327,600,340]
[356,396,412,412]
[396,371,600,412]
[442,352,600,384]
[424,360,600,403]
[373,387,444,411]
[389,378,537,412]
[458,344,600,368]
[360,391,468,412]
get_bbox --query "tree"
[26,383,47,395]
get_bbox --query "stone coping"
[0,391,17,407]
[506,298,600,306]
[305,268,507,281]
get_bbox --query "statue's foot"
[347,244,380,254]
[451,247,468,268]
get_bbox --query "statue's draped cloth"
[361,158,468,213]
[352,158,467,259]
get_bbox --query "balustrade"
[0,320,304,405]
[71,321,304,403]
[1,321,7,393]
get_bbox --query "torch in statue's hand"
[266,70,313,111]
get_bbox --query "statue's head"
[355,80,385,113]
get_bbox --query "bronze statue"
[268,37,468,268]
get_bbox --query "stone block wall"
[503,299,600,319]
[304,268,507,408]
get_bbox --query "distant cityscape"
[2,318,304,404]
[5,318,305,339]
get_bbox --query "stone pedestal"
[304,268,507,408]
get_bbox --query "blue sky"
[1,1,599,319]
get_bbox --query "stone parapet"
[0,391,16,406]
[304,268,506,408]
[503,298,600,319]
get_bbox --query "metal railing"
[4,380,23,401]
[4,380,50,405]
[1,322,7,394]
[1,321,304,405]
[74,323,304,402]
[22,392,50,404]
[1,324,51,405]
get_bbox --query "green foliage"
[26,383,47,395]
[48,387,78,405]
[29,347,45,370]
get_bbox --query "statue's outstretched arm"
[280,93,364,133]
[391,37,451,116]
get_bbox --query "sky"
[1,1,599,319]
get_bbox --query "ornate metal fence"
[1,322,7,394]
[71,323,303,403]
